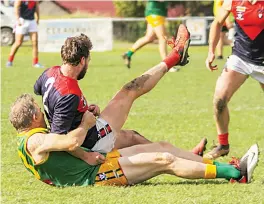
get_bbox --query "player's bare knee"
[32,40,37,47]
[154,152,175,165]
[146,35,155,43]
[214,97,228,115]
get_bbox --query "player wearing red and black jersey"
[34,34,155,157]
[34,66,101,149]
[6,0,43,68]
[205,0,264,159]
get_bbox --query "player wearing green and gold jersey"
[17,128,102,186]
[123,0,168,68]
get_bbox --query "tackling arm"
[35,111,96,153]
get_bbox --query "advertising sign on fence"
[186,18,207,45]
[38,18,113,52]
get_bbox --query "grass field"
[1,42,264,204]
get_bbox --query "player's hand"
[88,104,100,116]
[83,152,106,165]
[205,52,218,71]
[36,19,39,25]
[81,111,96,129]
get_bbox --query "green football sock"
[127,50,134,58]
[213,161,230,167]
[216,165,241,180]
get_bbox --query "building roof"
[55,1,115,16]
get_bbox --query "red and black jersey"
[34,66,99,149]
[20,0,36,20]
[227,0,264,65]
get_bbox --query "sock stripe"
[204,164,217,179]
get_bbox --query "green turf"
[1,42,264,204]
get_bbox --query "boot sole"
[179,38,191,66]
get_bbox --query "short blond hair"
[9,94,38,132]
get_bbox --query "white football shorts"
[91,117,116,153]
[14,18,38,35]
[225,55,264,84]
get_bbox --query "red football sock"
[218,133,229,145]
[33,57,38,64]
[8,55,14,62]
[162,50,180,70]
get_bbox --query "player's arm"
[14,0,22,25]
[35,111,96,153]
[51,94,101,162]
[34,70,48,95]
[206,0,231,71]
[35,1,40,24]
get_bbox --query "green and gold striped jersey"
[17,128,101,187]
[145,0,168,17]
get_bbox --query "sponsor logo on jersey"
[236,6,246,20]
[80,95,87,108]
[98,173,107,181]
[258,8,263,19]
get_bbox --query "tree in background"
[112,1,213,42]
[114,1,146,17]
[114,1,213,18]
[169,1,213,16]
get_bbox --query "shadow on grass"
[138,180,227,186]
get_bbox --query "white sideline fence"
[38,17,214,52]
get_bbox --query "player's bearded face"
[77,57,88,80]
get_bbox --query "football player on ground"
[10,94,259,186]
[205,0,264,159]
[34,25,204,164]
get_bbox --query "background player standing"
[6,0,43,68]
[205,0,264,159]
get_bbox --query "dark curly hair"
[61,33,93,66]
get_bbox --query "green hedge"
[113,20,183,42]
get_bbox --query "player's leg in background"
[204,69,248,159]
[30,32,38,65]
[30,31,43,68]
[123,23,156,68]
[130,23,156,53]
[114,130,152,149]
[6,34,24,67]
[29,19,43,68]
[153,23,167,60]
